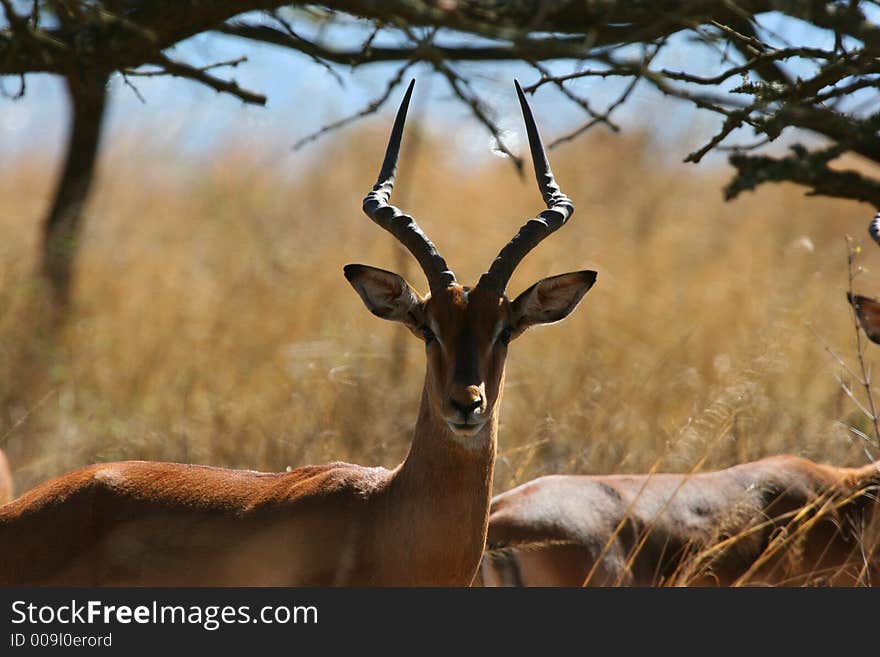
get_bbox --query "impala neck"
[382,376,499,585]
[397,384,498,481]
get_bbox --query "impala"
[0,448,12,505]
[478,455,879,586]
[0,80,596,586]
[848,211,880,344]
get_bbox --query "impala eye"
[499,326,514,345]
[420,326,436,343]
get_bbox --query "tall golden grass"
[1,127,878,499]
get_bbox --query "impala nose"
[449,386,484,419]
[446,386,487,436]
[451,396,482,416]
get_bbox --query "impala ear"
[848,293,880,345]
[344,264,425,330]
[510,271,596,337]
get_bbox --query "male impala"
[479,455,879,586]
[0,80,596,586]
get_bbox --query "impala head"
[345,80,596,438]
[849,212,880,345]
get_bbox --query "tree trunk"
[41,69,110,314]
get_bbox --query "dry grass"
[1,127,879,499]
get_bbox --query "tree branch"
[145,53,265,105]
[292,60,413,149]
[3,0,879,210]
[726,145,880,208]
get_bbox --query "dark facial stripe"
[453,328,481,386]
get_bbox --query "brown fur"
[478,455,880,586]
[0,448,13,505]
[849,293,880,345]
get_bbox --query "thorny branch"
[133,54,265,105]
[292,60,415,150]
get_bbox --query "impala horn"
[362,79,456,293]
[478,80,575,294]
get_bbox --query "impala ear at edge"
[510,270,597,337]
[848,292,880,345]
[344,264,425,331]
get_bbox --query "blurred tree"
[2,1,879,311]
